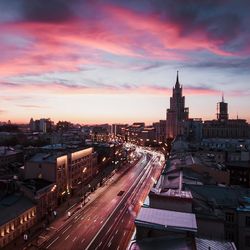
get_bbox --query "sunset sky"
[0,0,250,124]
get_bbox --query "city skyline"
[0,0,250,124]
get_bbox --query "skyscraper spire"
[175,70,180,88]
[166,71,189,139]
[222,92,224,103]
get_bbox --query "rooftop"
[151,189,193,200]
[130,236,193,250]
[0,146,22,157]
[135,207,197,233]
[186,184,250,211]
[22,178,53,192]
[195,238,236,250]
[129,237,236,250]
[0,194,35,226]
[28,152,64,163]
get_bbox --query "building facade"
[0,195,36,248]
[24,148,95,204]
[203,97,250,139]
[217,94,229,121]
[166,72,189,139]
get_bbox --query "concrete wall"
[149,193,192,213]
[136,225,188,241]
[25,161,56,182]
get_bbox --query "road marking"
[81,238,85,243]
[115,229,118,235]
[50,226,56,230]
[62,225,72,235]
[117,246,120,250]
[46,236,59,249]
[65,234,70,240]
[105,227,112,236]
[73,236,77,242]
[123,232,126,236]
[121,219,124,223]
[100,220,103,224]
[94,219,97,223]
[108,236,114,248]
[86,152,151,250]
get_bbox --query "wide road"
[40,148,164,250]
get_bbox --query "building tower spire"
[166,71,189,139]
[175,70,180,88]
[222,92,224,103]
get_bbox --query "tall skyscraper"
[217,94,229,121]
[166,71,189,139]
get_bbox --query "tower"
[166,71,189,139]
[217,93,228,121]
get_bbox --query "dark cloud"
[186,58,250,70]
[135,62,166,71]
[22,0,76,23]
[0,81,20,87]
[185,84,217,91]
[116,0,250,53]
[0,0,250,53]
[0,0,80,23]
[17,104,48,108]
[149,0,250,51]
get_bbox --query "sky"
[0,0,250,125]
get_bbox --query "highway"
[39,147,164,250]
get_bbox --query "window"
[246,217,250,227]
[226,212,234,222]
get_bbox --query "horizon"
[0,1,250,124]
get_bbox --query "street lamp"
[81,167,87,197]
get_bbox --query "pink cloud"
[0,4,241,79]
[105,5,234,57]
[0,80,221,96]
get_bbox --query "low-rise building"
[20,179,57,221]
[24,147,96,204]
[203,119,250,139]
[0,194,36,248]
[186,184,250,250]
[135,207,197,241]
[0,147,23,169]
[227,161,250,187]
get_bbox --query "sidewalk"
[3,159,139,250]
